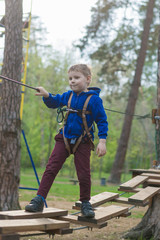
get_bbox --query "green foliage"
[76,0,159,92]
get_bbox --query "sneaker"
[25,196,44,212]
[81,200,95,218]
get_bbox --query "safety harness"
[61,92,95,155]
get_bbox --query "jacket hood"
[71,87,101,97]
[87,87,101,96]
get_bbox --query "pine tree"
[0,0,22,210]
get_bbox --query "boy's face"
[68,71,91,95]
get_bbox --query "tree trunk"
[108,0,155,184]
[0,0,22,210]
[123,194,160,240]
[124,17,160,240]
[155,26,160,165]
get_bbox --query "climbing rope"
[0,74,56,95]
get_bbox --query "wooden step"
[113,196,149,206]
[0,208,68,220]
[57,214,107,229]
[0,218,69,234]
[128,186,160,204]
[113,197,133,205]
[78,205,129,224]
[130,169,160,177]
[141,173,160,180]
[118,187,142,193]
[73,192,119,210]
[119,175,149,190]
[146,179,160,187]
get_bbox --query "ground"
[20,197,147,240]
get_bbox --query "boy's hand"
[35,87,49,98]
[96,139,106,157]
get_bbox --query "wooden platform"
[118,171,160,193]
[57,214,108,229]
[117,187,142,193]
[145,179,160,187]
[78,205,129,224]
[119,175,149,190]
[0,218,69,234]
[0,207,68,219]
[141,172,160,180]
[112,196,149,206]
[0,208,71,239]
[130,168,160,177]
[128,186,160,204]
[73,192,119,210]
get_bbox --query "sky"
[24,0,96,51]
[0,0,96,58]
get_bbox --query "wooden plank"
[0,208,68,220]
[112,196,148,206]
[57,214,107,229]
[120,212,131,217]
[93,206,132,217]
[128,186,160,204]
[119,175,149,190]
[75,192,119,209]
[130,169,160,177]
[0,218,69,234]
[141,173,160,180]
[113,197,133,205]
[118,187,142,193]
[146,179,160,186]
[78,205,129,224]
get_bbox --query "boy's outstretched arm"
[96,139,106,157]
[35,87,49,98]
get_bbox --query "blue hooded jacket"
[43,87,108,140]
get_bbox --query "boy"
[25,64,108,218]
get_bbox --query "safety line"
[104,108,152,119]
[0,74,56,95]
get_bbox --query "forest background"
[17,0,159,182]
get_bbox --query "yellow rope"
[20,0,32,120]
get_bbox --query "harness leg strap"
[62,127,71,155]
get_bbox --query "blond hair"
[68,64,92,77]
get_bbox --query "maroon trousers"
[37,133,91,201]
